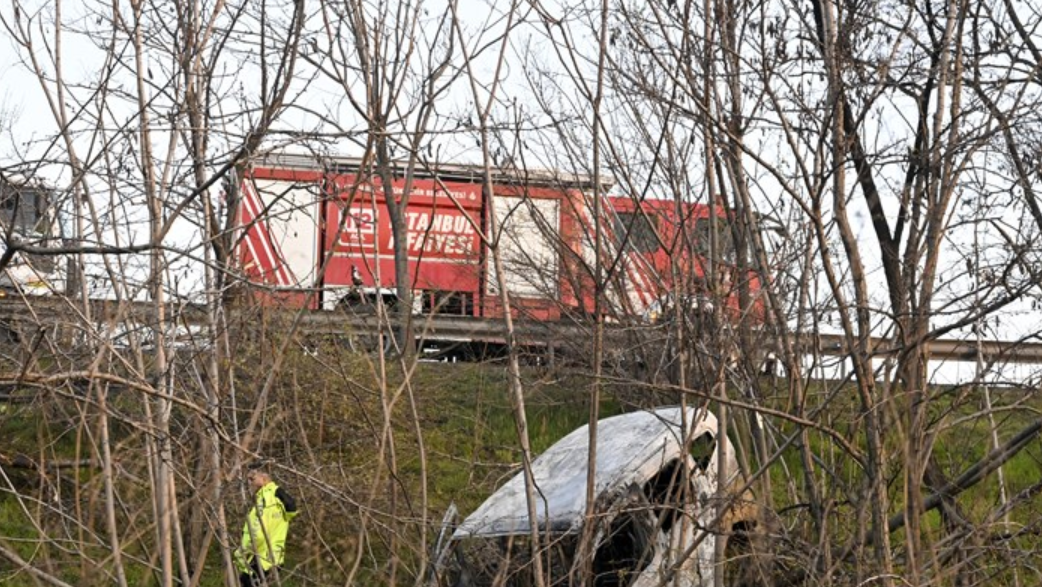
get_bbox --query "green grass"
[3,343,1042,586]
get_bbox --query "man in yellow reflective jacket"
[236,461,299,587]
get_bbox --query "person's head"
[245,461,272,491]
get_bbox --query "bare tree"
[517,0,1042,584]
[0,0,305,585]
[3,0,1042,586]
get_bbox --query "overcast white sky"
[2,0,1041,386]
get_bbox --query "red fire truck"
[236,154,757,325]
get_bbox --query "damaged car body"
[430,406,756,587]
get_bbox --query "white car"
[430,406,756,587]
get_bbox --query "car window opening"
[592,512,654,587]
[727,519,755,553]
[690,432,716,472]
[642,459,689,533]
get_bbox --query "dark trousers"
[239,560,280,587]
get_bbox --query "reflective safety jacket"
[239,481,299,571]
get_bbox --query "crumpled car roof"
[454,406,724,538]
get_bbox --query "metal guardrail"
[811,333,1042,365]
[3,296,1042,364]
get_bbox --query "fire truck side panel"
[483,186,576,321]
[572,197,724,320]
[606,197,691,316]
[599,197,763,322]
[569,196,664,319]
[240,163,596,321]
[553,192,595,316]
[321,174,486,313]
[239,175,323,308]
[486,194,559,297]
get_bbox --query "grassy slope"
[1,347,1040,585]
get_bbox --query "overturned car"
[430,406,757,587]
